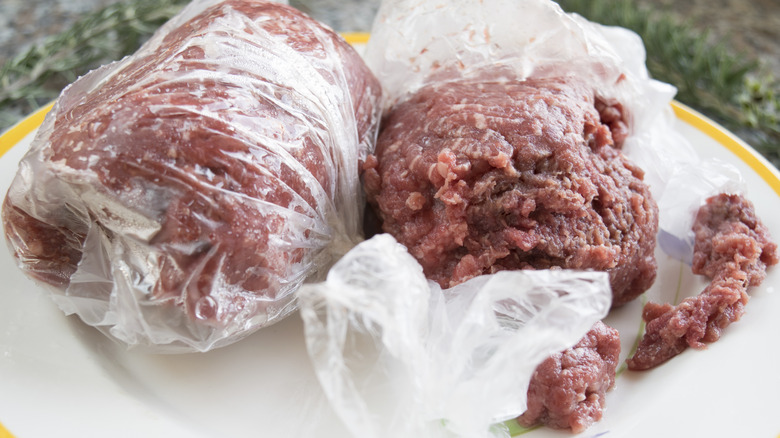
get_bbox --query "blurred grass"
[0,0,189,129]
[557,0,780,166]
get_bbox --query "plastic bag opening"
[299,234,611,438]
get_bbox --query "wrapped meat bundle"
[358,0,776,433]
[2,0,381,351]
[294,0,774,436]
[361,58,651,437]
[362,0,670,309]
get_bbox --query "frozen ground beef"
[363,75,659,307]
[517,321,621,433]
[627,193,778,370]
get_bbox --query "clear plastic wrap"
[1,0,381,352]
[364,0,670,115]
[298,234,612,438]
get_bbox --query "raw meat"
[364,73,657,432]
[2,0,381,350]
[627,193,778,370]
[517,321,620,433]
[364,75,659,307]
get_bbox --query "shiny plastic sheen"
[1,0,381,352]
[298,234,611,438]
[297,0,752,436]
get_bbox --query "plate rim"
[1,98,779,438]
[670,100,780,198]
[0,102,53,158]
[3,100,778,199]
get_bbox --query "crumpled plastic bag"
[1,0,381,352]
[298,234,612,438]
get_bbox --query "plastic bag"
[364,0,745,265]
[296,0,751,436]
[1,0,381,352]
[364,0,670,114]
[298,234,612,438]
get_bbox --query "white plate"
[1,101,779,438]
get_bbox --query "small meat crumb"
[405,192,426,210]
[517,321,621,433]
[627,193,778,371]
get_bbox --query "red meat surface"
[627,193,778,370]
[2,0,380,344]
[364,75,659,307]
[517,321,621,433]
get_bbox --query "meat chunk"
[364,75,654,432]
[627,193,778,370]
[364,76,659,306]
[2,0,381,349]
[691,193,778,285]
[517,321,621,433]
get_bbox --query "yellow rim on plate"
[0,100,778,438]
[0,421,15,438]
[2,100,779,198]
[0,102,53,158]
[341,32,371,46]
[671,100,780,198]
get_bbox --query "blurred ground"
[643,0,780,78]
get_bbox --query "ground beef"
[627,193,778,370]
[364,75,659,307]
[2,0,380,344]
[364,75,652,432]
[691,193,778,285]
[517,321,621,433]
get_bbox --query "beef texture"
[517,321,621,433]
[627,193,778,370]
[2,0,381,350]
[364,76,659,306]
